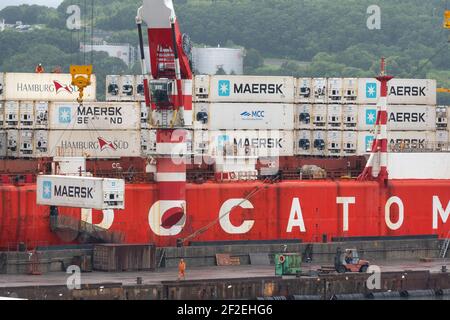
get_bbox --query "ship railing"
[389,142,450,153]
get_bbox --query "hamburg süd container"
[196,103,294,130]
[3,73,96,102]
[47,130,141,158]
[49,102,141,130]
[357,105,436,131]
[199,75,295,103]
[37,175,125,210]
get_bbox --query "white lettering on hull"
[385,196,404,231]
[219,199,255,234]
[433,196,450,230]
[337,197,356,232]
[286,198,306,233]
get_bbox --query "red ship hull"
[0,179,449,248]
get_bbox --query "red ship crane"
[136,0,193,242]
[358,57,394,183]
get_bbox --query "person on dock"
[178,259,186,281]
[35,64,45,73]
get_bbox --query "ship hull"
[0,180,449,248]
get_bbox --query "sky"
[0,0,63,10]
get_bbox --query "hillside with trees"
[0,0,448,102]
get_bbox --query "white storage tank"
[3,73,96,102]
[49,102,140,130]
[342,104,358,129]
[357,105,436,131]
[192,47,244,75]
[327,104,342,130]
[19,102,34,128]
[35,102,49,129]
[295,130,312,156]
[312,104,327,128]
[295,104,312,129]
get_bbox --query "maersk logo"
[366,109,377,125]
[217,135,230,148]
[218,80,230,96]
[365,136,375,152]
[58,106,72,124]
[366,83,377,99]
[240,110,265,120]
[43,181,52,199]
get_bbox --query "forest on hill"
[0,0,448,102]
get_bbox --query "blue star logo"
[58,106,72,124]
[217,135,230,149]
[365,136,375,152]
[43,181,52,199]
[218,80,230,96]
[366,109,377,125]
[366,82,377,99]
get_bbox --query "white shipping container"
[120,75,135,101]
[206,75,295,103]
[35,102,49,128]
[327,131,342,156]
[47,130,141,158]
[141,129,156,155]
[295,104,312,129]
[140,102,151,129]
[435,130,449,145]
[19,102,34,128]
[313,78,327,104]
[6,130,19,158]
[0,131,6,157]
[312,104,327,128]
[357,78,437,105]
[106,75,120,101]
[0,102,4,127]
[312,130,327,156]
[49,102,140,130]
[204,103,294,130]
[193,75,210,101]
[3,73,96,102]
[342,131,358,155]
[295,130,312,155]
[34,130,48,156]
[328,78,343,103]
[5,101,19,128]
[357,131,435,155]
[296,78,313,103]
[436,106,448,129]
[195,130,294,157]
[193,102,209,129]
[327,104,342,130]
[37,175,125,210]
[135,75,146,102]
[357,105,436,131]
[19,130,33,157]
[0,73,4,100]
[342,104,358,129]
[343,78,358,103]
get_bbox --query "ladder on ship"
[440,231,450,258]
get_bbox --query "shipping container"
[0,102,4,128]
[342,131,358,155]
[328,78,343,103]
[120,75,135,101]
[312,130,327,156]
[49,102,140,130]
[357,78,437,105]
[327,104,342,130]
[200,75,295,103]
[435,130,449,145]
[193,102,209,129]
[295,130,312,156]
[357,105,436,131]
[436,106,448,129]
[5,101,19,128]
[0,131,6,157]
[6,130,19,158]
[141,129,156,155]
[327,131,342,156]
[47,130,141,158]
[296,78,313,103]
[3,73,96,102]
[140,102,151,129]
[34,130,48,156]
[295,104,312,129]
[135,75,146,102]
[35,102,49,129]
[37,175,125,210]
[19,130,33,157]
[19,102,34,128]
[357,131,435,155]
[197,103,294,130]
[342,104,358,129]
[194,130,294,157]
[343,78,358,103]
[193,75,210,101]
[0,73,4,100]
[312,104,327,128]
[106,75,120,101]
[313,78,327,104]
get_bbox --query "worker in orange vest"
[35,64,45,73]
[178,258,186,280]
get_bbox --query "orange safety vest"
[178,261,186,274]
[35,66,44,73]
